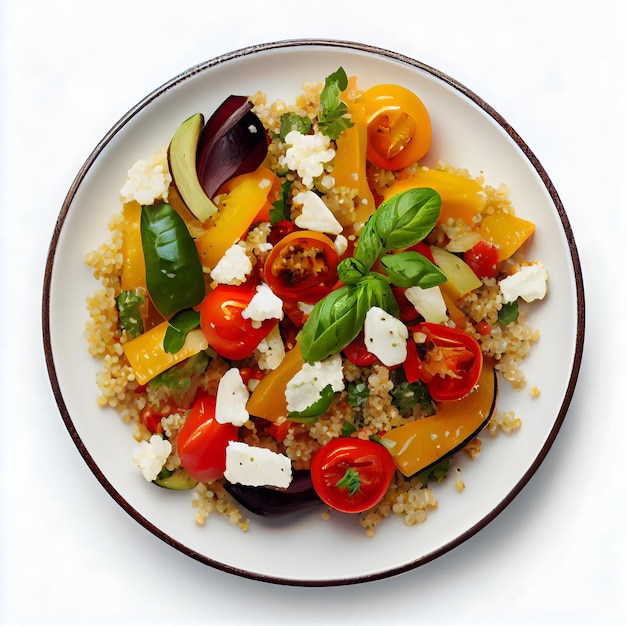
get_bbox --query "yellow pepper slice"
[246,343,304,422]
[195,165,277,269]
[122,322,208,385]
[382,168,486,225]
[476,212,535,260]
[382,360,497,476]
[120,201,146,292]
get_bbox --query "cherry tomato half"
[311,438,396,514]
[199,283,279,360]
[263,230,339,304]
[360,84,432,171]
[411,322,483,402]
[463,240,499,279]
[177,395,240,483]
[343,331,379,367]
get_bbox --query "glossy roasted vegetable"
[382,360,498,477]
[140,203,205,319]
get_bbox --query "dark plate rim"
[41,38,585,587]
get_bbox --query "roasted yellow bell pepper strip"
[430,245,482,302]
[382,168,486,225]
[382,360,497,477]
[333,99,376,228]
[195,165,278,269]
[476,212,535,260]
[122,322,208,385]
[246,342,304,422]
[120,201,146,292]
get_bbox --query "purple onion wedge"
[196,95,269,199]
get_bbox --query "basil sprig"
[300,188,442,363]
[140,203,205,319]
[318,67,353,140]
[163,309,201,354]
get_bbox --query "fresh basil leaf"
[373,188,441,252]
[278,112,312,141]
[116,290,145,338]
[353,215,384,271]
[356,273,400,319]
[498,300,519,325]
[300,284,363,363]
[287,384,334,421]
[337,257,368,285]
[269,179,292,225]
[318,67,353,140]
[380,251,447,289]
[347,381,369,408]
[163,309,201,354]
[140,204,205,319]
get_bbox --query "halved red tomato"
[311,438,396,513]
[411,322,483,402]
[177,395,240,483]
[199,283,279,360]
[263,230,339,304]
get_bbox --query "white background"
[1,1,624,624]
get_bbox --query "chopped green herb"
[269,179,293,225]
[498,300,519,325]
[336,467,361,496]
[278,112,312,141]
[341,421,358,437]
[149,351,210,405]
[390,379,436,417]
[416,458,450,484]
[347,381,369,408]
[116,290,145,338]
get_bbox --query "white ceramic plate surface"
[43,39,584,586]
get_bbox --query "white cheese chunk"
[278,130,335,188]
[404,285,449,324]
[255,325,286,371]
[499,263,548,303]
[132,435,172,482]
[224,441,292,489]
[285,353,344,413]
[241,282,284,327]
[364,306,409,367]
[209,243,252,285]
[334,233,348,257]
[215,368,250,426]
[293,190,343,235]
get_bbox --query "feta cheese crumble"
[241,282,284,327]
[278,130,335,188]
[132,435,172,482]
[293,190,343,235]
[120,147,172,206]
[499,263,548,303]
[224,441,292,489]
[285,353,344,413]
[209,243,252,285]
[255,325,286,371]
[216,368,250,426]
[404,285,448,324]
[364,306,409,367]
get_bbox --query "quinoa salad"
[85,68,547,536]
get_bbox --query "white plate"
[42,39,584,586]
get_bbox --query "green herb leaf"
[149,352,210,404]
[371,188,441,252]
[380,251,447,289]
[287,384,334,421]
[337,257,368,285]
[347,381,369,408]
[498,300,519,325]
[336,467,361,496]
[269,179,293,225]
[416,457,450,484]
[140,204,205,319]
[300,284,363,363]
[356,273,400,319]
[163,309,201,354]
[318,67,353,140]
[278,112,312,141]
[116,290,145,338]
[341,421,358,437]
[390,379,436,417]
